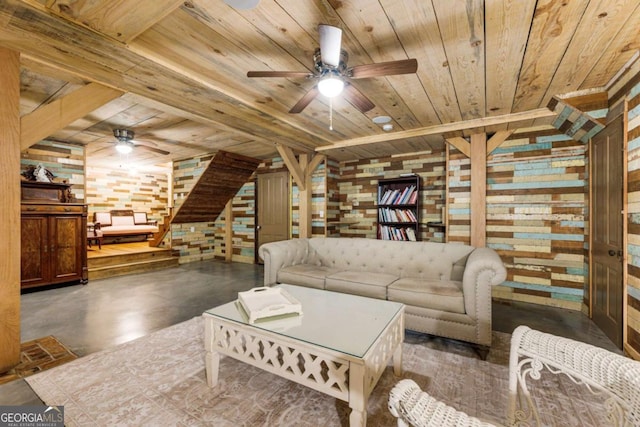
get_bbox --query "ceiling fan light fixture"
[115,141,133,154]
[113,128,134,141]
[318,75,344,98]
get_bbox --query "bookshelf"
[376,175,420,241]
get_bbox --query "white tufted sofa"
[258,237,507,348]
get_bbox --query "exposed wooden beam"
[0,1,323,153]
[0,47,21,373]
[447,130,513,158]
[225,200,233,262]
[44,0,185,43]
[316,108,556,152]
[298,154,311,238]
[128,20,332,149]
[21,82,123,150]
[276,144,305,191]
[306,154,326,176]
[487,130,515,154]
[470,133,486,248]
[445,137,470,157]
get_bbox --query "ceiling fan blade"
[247,71,313,78]
[289,86,319,114]
[135,144,170,155]
[318,24,342,67]
[343,84,375,113]
[349,58,418,79]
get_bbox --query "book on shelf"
[379,184,417,206]
[379,208,418,223]
[408,189,418,204]
[378,224,417,241]
[399,185,415,204]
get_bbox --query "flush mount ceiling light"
[372,115,392,124]
[224,0,259,9]
[113,129,134,155]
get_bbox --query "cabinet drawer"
[22,204,86,214]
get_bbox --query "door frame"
[588,100,628,348]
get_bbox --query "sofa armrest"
[462,247,507,321]
[258,238,311,286]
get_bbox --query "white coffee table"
[203,284,405,426]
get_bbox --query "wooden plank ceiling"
[3,0,639,167]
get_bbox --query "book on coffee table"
[237,287,302,324]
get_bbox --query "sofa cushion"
[133,212,148,224]
[306,238,474,281]
[100,224,158,235]
[388,277,465,314]
[325,271,398,299]
[94,212,112,226]
[277,264,340,289]
[111,215,135,226]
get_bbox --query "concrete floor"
[0,258,619,405]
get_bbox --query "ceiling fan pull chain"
[329,97,334,131]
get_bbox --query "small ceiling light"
[224,0,259,10]
[317,74,344,98]
[383,123,394,132]
[372,116,392,124]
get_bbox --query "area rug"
[0,336,77,385]
[26,318,608,426]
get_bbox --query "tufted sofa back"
[306,237,473,282]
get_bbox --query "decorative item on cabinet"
[376,175,420,241]
[20,181,88,290]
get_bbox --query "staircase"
[149,150,261,247]
[148,208,173,247]
[87,245,179,280]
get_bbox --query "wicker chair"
[388,325,640,427]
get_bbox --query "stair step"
[88,249,176,268]
[88,257,179,281]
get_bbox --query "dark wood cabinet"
[377,175,420,241]
[21,202,88,289]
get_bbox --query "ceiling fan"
[110,129,170,156]
[247,24,418,114]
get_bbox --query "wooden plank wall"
[85,165,169,223]
[21,139,85,199]
[326,159,341,237]
[337,150,446,241]
[172,155,304,264]
[171,151,260,224]
[626,81,640,356]
[487,128,588,310]
[172,153,258,263]
[447,149,471,244]
[290,163,327,238]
